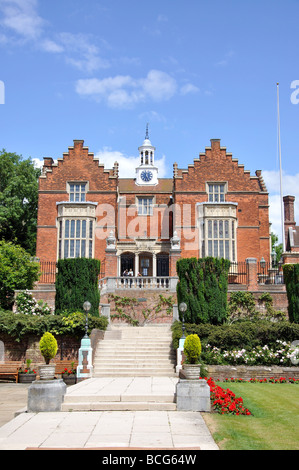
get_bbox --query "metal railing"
[39,261,57,284]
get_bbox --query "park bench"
[0,361,22,383]
[55,360,78,377]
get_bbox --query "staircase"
[61,324,178,412]
[93,324,177,377]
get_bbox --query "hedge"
[55,258,101,316]
[0,310,108,342]
[171,320,299,351]
[283,264,299,323]
[176,257,230,324]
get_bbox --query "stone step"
[61,401,177,411]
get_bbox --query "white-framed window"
[58,218,94,259]
[207,183,226,202]
[205,219,236,261]
[138,197,154,215]
[68,183,87,202]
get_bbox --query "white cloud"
[95,147,168,178]
[263,170,299,242]
[180,83,200,95]
[76,70,197,108]
[0,0,44,40]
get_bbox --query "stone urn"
[38,364,56,380]
[182,363,201,380]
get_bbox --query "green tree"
[55,258,101,317]
[0,150,40,255]
[271,232,283,265]
[0,240,40,310]
[176,257,230,324]
[283,264,299,323]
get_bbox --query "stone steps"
[93,324,177,378]
[62,377,178,412]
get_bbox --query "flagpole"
[277,82,285,252]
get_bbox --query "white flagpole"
[277,82,285,252]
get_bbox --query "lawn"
[203,382,299,450]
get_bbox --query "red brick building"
[36,133,271,284]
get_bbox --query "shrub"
[283,264,299,323]
[176,257,230,324]
[184,334,202,364]
[0,309,108,341]
[39,332,58,364]
[55,258,101,316]
[15,290,53,316]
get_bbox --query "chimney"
[283,195,296,250]
[43,157,54,169]
[210,139,221,150]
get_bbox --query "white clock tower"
[135,124,159,186]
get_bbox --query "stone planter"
[38,364,56,380]
[182,363,201,380]
[18,373,36,384]
[62,374,76,385]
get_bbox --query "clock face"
[141,170,153,182]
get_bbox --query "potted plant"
[18,359,37,384]
[62,362,77,385]
[182,334,202,380]
[38,332,58,380]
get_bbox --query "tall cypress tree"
[283,264,299,323]
[176,257,230,324]
[55,258,101,316]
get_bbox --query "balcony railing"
[99,276,178,293]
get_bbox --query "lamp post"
[179,302,187,339]
[83,301,91,338]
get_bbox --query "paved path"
[0,379,219,450]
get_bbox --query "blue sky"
[0,0,298,241]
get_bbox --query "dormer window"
[207,183,226,202]
[68,183,87,202]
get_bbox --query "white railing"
[99,276,178,293]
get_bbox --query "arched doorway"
[120,252,134,275]
[157,253,169,277]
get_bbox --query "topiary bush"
[183,334,202,364]
[283,264,299,323]
[39,332,58,364]
[176,257,230,324]
[55,258,101,316]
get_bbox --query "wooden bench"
[55,360,78,376]
[0,362,22,383]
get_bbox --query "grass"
[203,382,299,450]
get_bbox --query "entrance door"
[139,254,152,276]
[121,253,134,275]
[157,254,169,277]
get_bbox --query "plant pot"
[182,363,201,380]
[18,373,36,384]
[62,374,76,385]
[38,364,56,380]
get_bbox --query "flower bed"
[206,377,251,416]
[203,340,298,366]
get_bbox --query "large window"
[208,183,226,202]
[206,219,236,261]
[58,218,94,259]
[69,183,86,202]
[138,197,153,215]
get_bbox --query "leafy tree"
[271,232,283,265]
[0,149,40,255]
[0,240,40,309]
